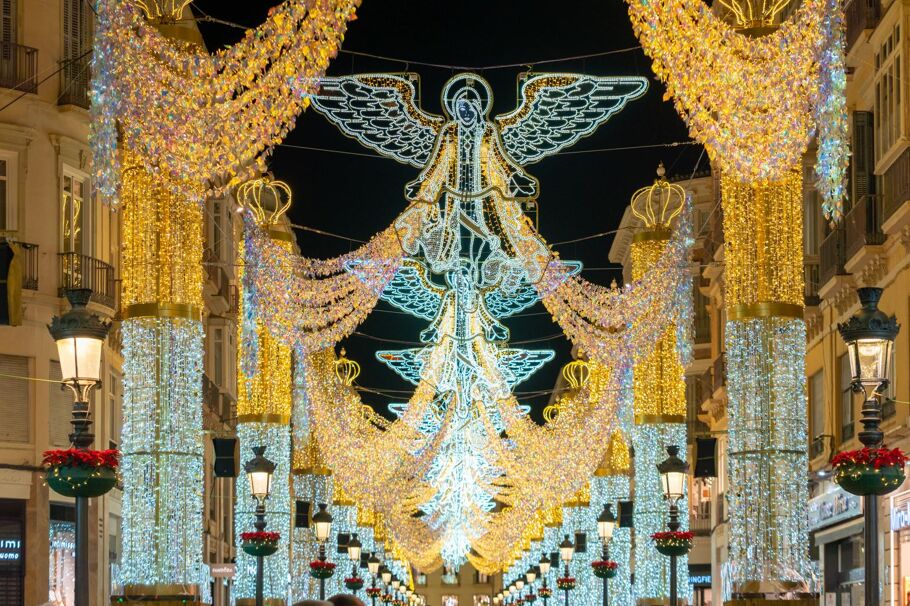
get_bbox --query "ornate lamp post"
[313,503,334,599]
[526,566,537,603]
[559,534,574,606]
[243,446,276,606]
[538,554,552,606]
[596,503,616,606]
[837,287,901,606]
[368,552,381,606]
[48,288,111,606]
[346,533,363,593]
[657,446,689,606]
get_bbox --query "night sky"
[193,0,705,419]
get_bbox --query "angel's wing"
[378,259,446,320]
[311,74,445,167]
[496,74,648,165]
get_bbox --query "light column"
[630,211,689,604]
[116,161,208,603]
[590,368,633,606]
[235,182,295,605]
[291,356,334,602]
[720,172,813,603]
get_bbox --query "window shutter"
[49,361,73,447]
[0,354,28,442]
[0,0,15,45]
[852,111,876,202]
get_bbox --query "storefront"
[809,483,863,606]
[689,563,712,605]
[0,499,26,605]
[887,487,910,605]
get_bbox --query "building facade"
[0,3,238,604]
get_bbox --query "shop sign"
[689,575,711,585]
[890,501,910,531]
[0,538,21,561]
[210,563,235,578]
[808,486,861,531]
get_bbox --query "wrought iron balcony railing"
[820,227,848,287]
[0,42,38,93]
[57,252,116,309]
[58,56,91,109]
[845,0,881,52]
[844,194,885,260]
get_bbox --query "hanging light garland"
[90,0,360,204]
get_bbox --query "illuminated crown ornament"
[237,177,293,227]
[716,0,792,30]
[561,359,590,391]
[630,163,685,231]
[131,0,193,21]
[542,402,562,423]
[334,348,361,386]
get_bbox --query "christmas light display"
[116,161,208,602]
[91,0,360,204]
[241,71,695,571]
[235,178,295,603]
[626,0,848,220]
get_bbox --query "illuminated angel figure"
[313,72,646,569]
[313,72,647,284]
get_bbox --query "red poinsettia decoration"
[650,531,694,541]
[556,577,576,590]
[240,531,280,543]
[538,587,553,598]
[310,560,337,571]
[42,448,119,469]
[366,587,383,598]
[591,560,618,570]
[832,446,909,469]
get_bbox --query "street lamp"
[559,534,574,606]
[243,446,276,606]
[538,554,551,606]
[348,533,363,591]
[48,288,110,606]
[368,552,381,606]
[596,503,617,606]
[381,567,392,586]
[312,503,333,599]
[838,286,900,606]
[657,445,689,606]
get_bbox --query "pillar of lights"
[562,488,596,606]
[331,485,360,596]
[721,172,813,597]
[235,178,295,604]
[117,159,208,601]
[590,368,633,606]
[629,168,690,604]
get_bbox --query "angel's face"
[455,98,478,126]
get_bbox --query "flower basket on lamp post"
[555,578,575,591]
[651,530,693,557]
[240,531,280,557]
[367,588,383,599]
[345,577,365,592]
[43,448,119,498]
[833,447,908,496]
[524,594,537,604]
[538,588,552,600]
[590,560,618,579]
[310,560,337,580]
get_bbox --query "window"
[108,370,121,449]
[0,354,28,442]
[840,353,855,442]
[213,327,223,387]
[803,161,822,256]
[49,361,74,447]
[61,172,87,255]
[473,596,491,606]
[442,596,459,606]
[809,370,825,457]
[0,152,17,232]
[874,23,903,161]
[0,0,16,44]
[62,0,92,106]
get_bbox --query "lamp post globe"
[243,446,275,504]
[538,554,551,576]
[837,286,900,606]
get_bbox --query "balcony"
[712,352,726,393]
[844,194,885,261]
[883,148,910,223]
[58,252,116,309]
[58,57,91,109]
[0,42,38,93]
[16,241,38,290]
[804,260,820,307]
[820,228,848,287]
[845,0,881,52]
[691,508,712,537]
